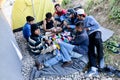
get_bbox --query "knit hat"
[76,9,85,15]
[31,24,39,35]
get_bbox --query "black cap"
[67,8,75,14]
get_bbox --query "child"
[43,12,62,36]
[23,16,34,41]
[28,24,55,55]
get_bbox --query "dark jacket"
[70,30,89,54]
[28,35,48,54]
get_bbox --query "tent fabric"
[0,10,23,80]
[12,0,54,29]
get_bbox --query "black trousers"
[88,31,104,67]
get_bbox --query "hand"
[51,28,56,33]
[68,36,72,41]
[84,28,89,31]
[56,39,62,43]
[63,21,68,26]
[47,40,52,45]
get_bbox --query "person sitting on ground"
[53,3,67,22]
[57,21,89,67]
[28,24,56,55]
[34,22,87,70]
[76,9,105,77]
[23,16,34,41]
[61,9,79,32]
[43,12,62,36]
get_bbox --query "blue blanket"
[30,53,88,80]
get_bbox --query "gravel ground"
[14,31,120,80]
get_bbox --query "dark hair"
[26,16,34,22]
[78,14,86,17]
[54,4,60,8]
[75,21,84,29]
[31,24,39,35]
[46,12,52,19]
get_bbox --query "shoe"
[62,61,73,67]
[103,65,116,76]
[85,67,99,78]
[106,45,120,54]
[107,41,120,48]
[114,70,120,78]
[35,60,44,70]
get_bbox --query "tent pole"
[31,0,36,22]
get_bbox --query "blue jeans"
[59,41,82,58]
[44,49,71,67]
[44,42,82,67]
[44,49,62,67]
[55,15,66,22]
[69,25,75,29]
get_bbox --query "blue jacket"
[84,16,101,35]
[23,23,31,41]
[70,30,89,54]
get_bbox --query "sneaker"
[103,65,117,76]
[62,61,73,67]
[107,41,120,48]
[85,67,99,78]
[106,45,120,54]
[35,60,44,70]
[114,70,120,78]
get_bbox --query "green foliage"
[62,0,70,8]
[84,0,102,14]
[109,0,120,24]
[103,35,120,64]
[84,0,94,14]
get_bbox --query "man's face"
[55,6,61,12]
[77,15,83,20]
[75,26,82,32]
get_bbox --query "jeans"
[88,31,104,68]
[44,41,82,67]
[55,15,67,22]
[59,41,82,59]
[69,25,75,29]
[44,49,62,67]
